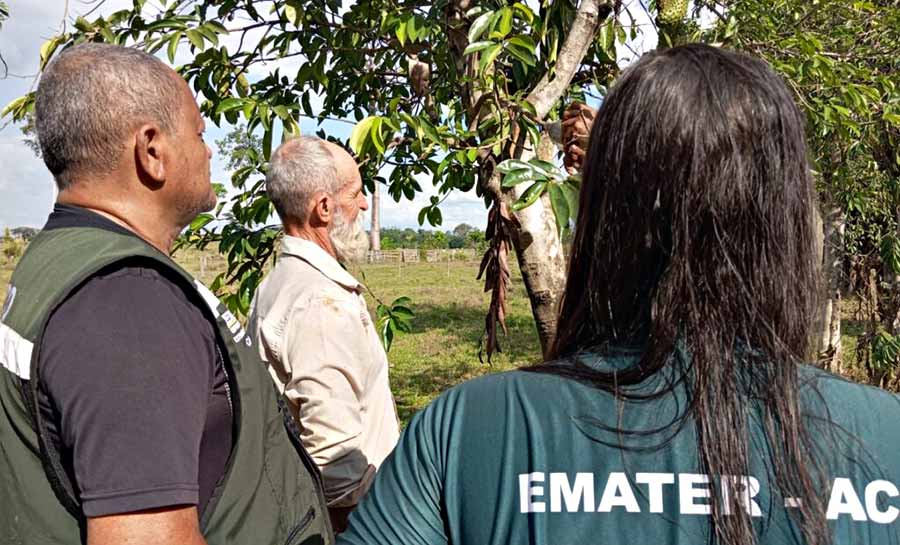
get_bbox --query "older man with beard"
[248,136,400,533]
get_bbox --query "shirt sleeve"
[276,292,375,506]
[337,396,449,545]
[39,264,216,517]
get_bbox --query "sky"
[0,0,662,232]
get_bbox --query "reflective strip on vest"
[193,281,249,346]
[194,281,222,318]
[0,321,33,380]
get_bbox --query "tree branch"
[526,0,612,119]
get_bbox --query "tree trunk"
[450,0,609,359]
[502,139,568,357]
[816,205,845,372]
[370,182,381,252]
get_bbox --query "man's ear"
[134,124,167,186]
[310,192,333,225]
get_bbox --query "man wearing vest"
[0,43,332,545]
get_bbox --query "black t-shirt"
[36,204,234,518]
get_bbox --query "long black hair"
[539,44,827,544]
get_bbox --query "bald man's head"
[266,136,348,224]
[35,43,183,189]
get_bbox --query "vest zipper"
[200,340,242,530]
[283,506,316,545]
[215,344,234,417]
[276,395,331,537]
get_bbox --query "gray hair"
[35,43,181,190]
[266,136,341,224]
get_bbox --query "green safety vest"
[0,222,333,545]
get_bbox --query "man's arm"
[278,294,377,514]
[88,506,207,545]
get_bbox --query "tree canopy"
[4,0,900,375]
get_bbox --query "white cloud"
[363,169,488,231]
[0,135,55,229]
[0,0,135,229]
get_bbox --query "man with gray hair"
[0,44,332,545]
[249,137,400,532]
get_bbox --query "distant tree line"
[8,227,38,240]
[378,223,486,252]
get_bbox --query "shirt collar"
[279,235,362,292]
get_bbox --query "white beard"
[330,208,370,264]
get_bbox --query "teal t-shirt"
[339,357,900,545]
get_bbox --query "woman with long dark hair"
[338,44,900,545]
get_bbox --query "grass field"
[1,247,874,424]
[2,249,538,424]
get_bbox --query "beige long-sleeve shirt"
[248,235,400,507]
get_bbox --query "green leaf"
[272,104,290,120]
[463,40,496,55]
[530,159,559,178]
[186,29,204,49]
[395,21,407,46]
[74,16,93,32]
[262,126,273,161]
[421,120,442,147]
[39,36,61,70]
[561,182,579,221]
[380,318,395,352]
[506,42,536,67]
[383,116,399,133]
[511,181,547,211]
[548,29,559,64]
[190,213,214,231]
[205,20,228,34]
[598,20,616,61]
[548,184,570,236]
[284,5,301,26]
[1,96,27,118]
[406,17,417,42]
[392,296,413,307]
[478,43,502,74]
[512,2,534,24]
[881,234,900,275]
[241,98,255,119]
[216,98,244,115]
[349,116,377,155]
[502,168,536,187]
[371,117,386,154]
[167,31,181,63]
[427,207,443,226]
[391,306,415,321]
[237,73,251,98]
[196,25,219,46]
[496,7,513,38]
[468,11,494,42]
[399,112,418,130]
[508,35,536,52]
[497,159,533,174]
[497,158,557,181]
[98,22,115,43]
